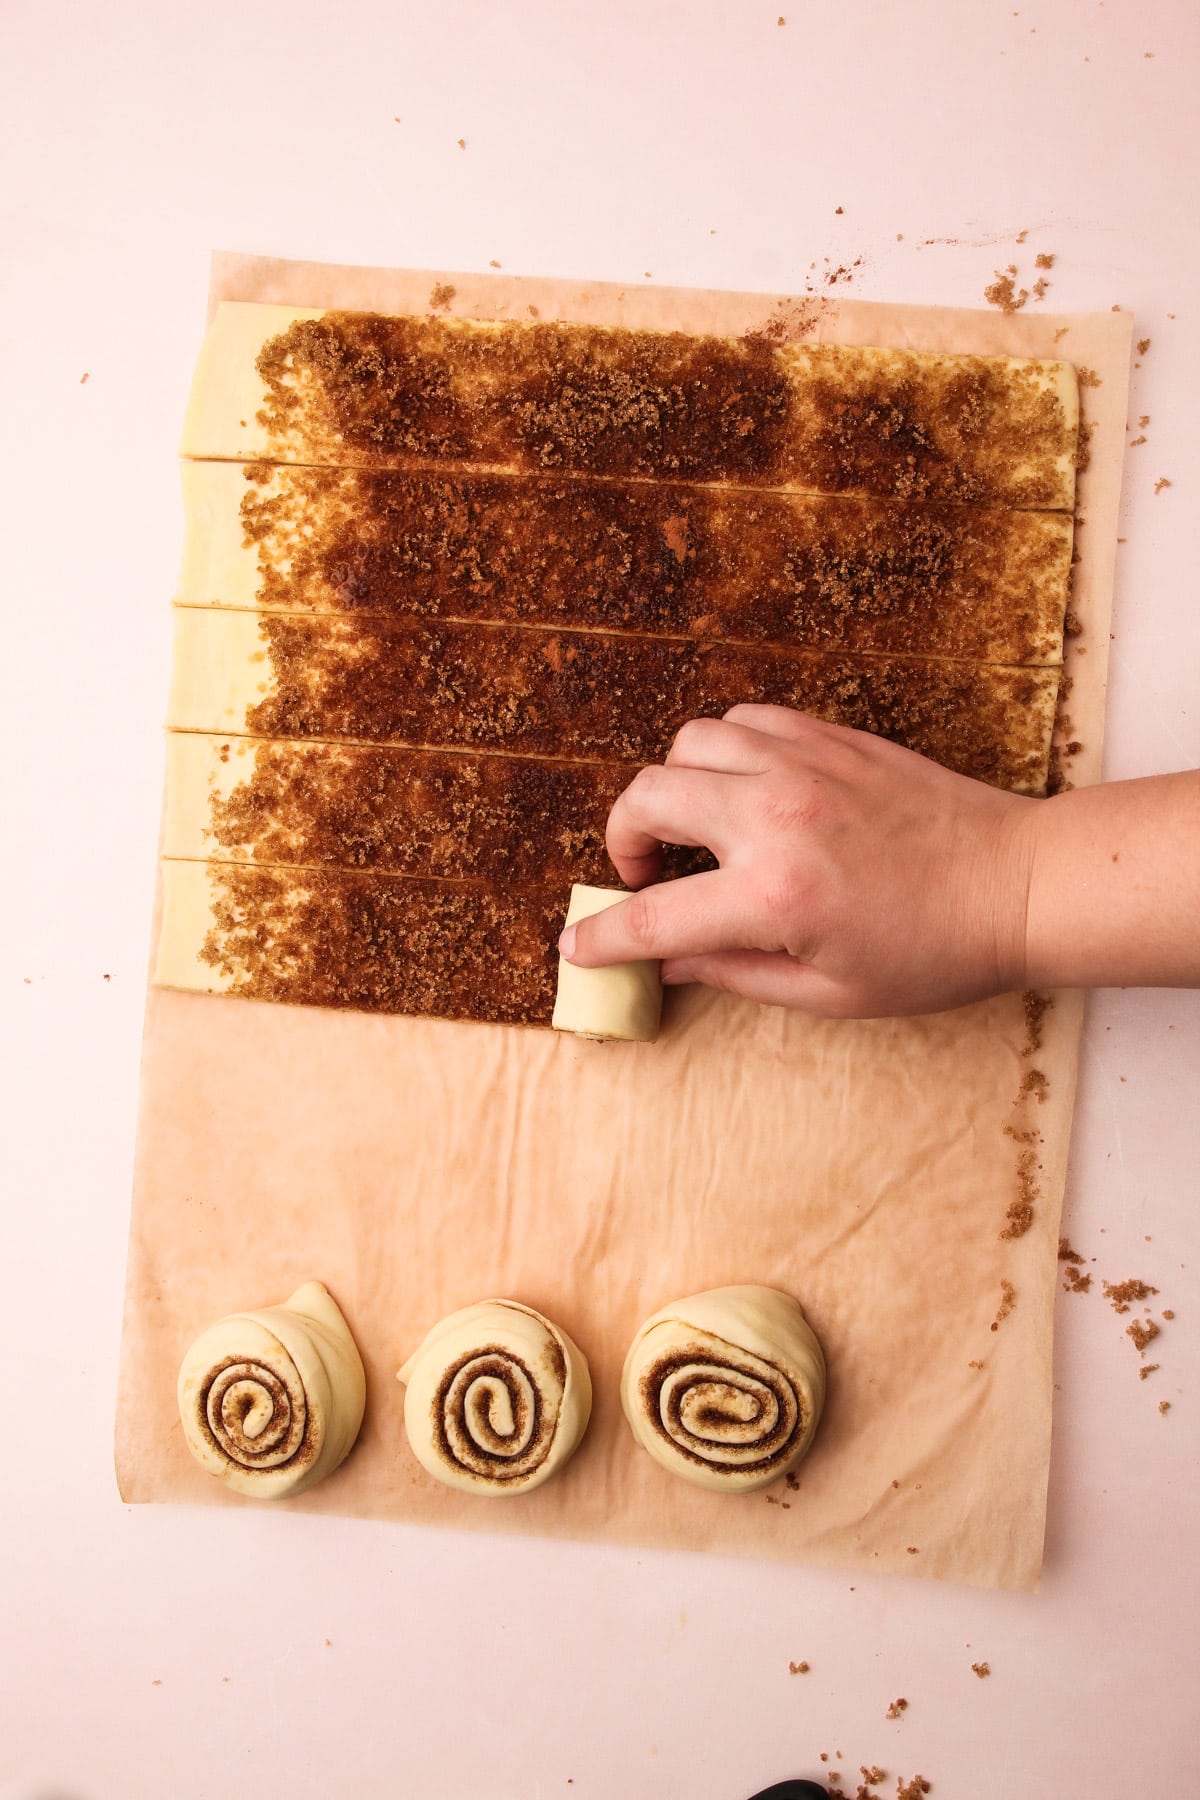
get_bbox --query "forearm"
[1020,772,1200,989]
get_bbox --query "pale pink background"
[3,2,1198,1797]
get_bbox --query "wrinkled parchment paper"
[115,253,1132,1590]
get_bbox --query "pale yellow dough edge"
[553,885,662,1043]
[397,1299,592,1496]
[176,1280,367,1499]
[620,1284,827,1494]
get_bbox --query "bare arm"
[557,706,1200,1018]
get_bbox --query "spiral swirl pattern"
[622,1286,826,1494]
[399,1300,592,1496]
[177,1281,366,1500]
[202,1355,308,1470]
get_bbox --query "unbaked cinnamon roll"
[398,1299,592,1495]
[621,1286,825,1492]
[177,1281,366,1499]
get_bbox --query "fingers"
[605,765,742,886]
[720,704,868,756]
[559,868,751,967]
[664,714,778,774]
[660,948,854,1015]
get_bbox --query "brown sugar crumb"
[1138,414,1151,427]
[885,1697,909,1720]
[984,270,1028,313]
[1031,278,1049,301]
[860,1770,886,1788]
[1137,336,1151,355]
[906,1546,919,1555]
[1022,990,1052,1056]
[990,1279,1017,1331]
[895,1781,931,1800]
[1001,1150,1038,1240]
[777,13,786,22]
[835,205,844,214]
[1127,1319,1160,1355]
[1053,326,1069,342]
[1159,1401,1171,1415]
[1063,1266,1092,1294]
[789,1660,810,1674]
[428,282,456,310]
[1103,1278,1158,1314]
[456,137,466,149]
[1162,1309,1175,1320]
[1020,1067,1049,1102]
[971,1661,991,1678]
[1076,366,1102,388]
[1058,1237,1084,1264]
[80,371,90,384]
[968,1358,984,1369]
[488,259,501,269]
[1129,435,1147,447]
[1138,1364,1160,1381]
[1035,252,1055,269]
[1154,477,1172,494]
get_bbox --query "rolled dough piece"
[181,302,1078,511]
[398,1299,592,1496]
[177,1280,366,1499]
[553,885,662,1043]
[621,1285,826,1493]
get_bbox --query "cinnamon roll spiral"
[621,1286,825,1493]
[177,1281,366,1499]
[398,1300,592,1495]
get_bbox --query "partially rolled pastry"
[177,1281,366,1499]
[621,1286,826,1493]
[552,885,662,1042]
[398,1299,592,1495]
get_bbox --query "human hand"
[557,705,1036,1018]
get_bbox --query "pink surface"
[3,2,1198,1796]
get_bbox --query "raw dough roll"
[621,1285,826,1493]
[553,885,662,1042]
[177,1281,366,1499]
[398,1299,592,1495]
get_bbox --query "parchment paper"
[115,252,1132,1590]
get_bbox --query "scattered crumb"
[1016,228,1028,244]
[1138,414,1150,426]
[324,1638,332,1647]
[984,270,1028,313]
[103,972,111,982]
[860,1770,886,1788]
[1103,1279,1158,1314]
[886,1697,909,1720]
[1077,366,1102,387]
[1063,1266,1092,1294]
[1130,435,1147,446]
[428,282,456,310]
[990,1279,1017,1331]
[1035,252,1055,269]
[1137,336,1151,354]
[786,1471,800,1491]
[971,1661,991,1678]
[1163,1309,1175,1321]
[1154,477,1172,494]
[644,271,653,279]
[457,137,466,149]
[489,259,501,269]
[1112,304,1122,312]
[896,232,904,241]
[1128,1320,1160,1355]
[1054,326,1069,342]
[1059,1238,1084,1264]
[1020,1068,1049,1103]
[895,1781,931,1800]
[835,205,844,214]
[222,1675,230,1683]
[777,13,786,22]
[80,371,90,384]
[906,1546,919,1555]
[1139,1364,1160,1381]
[968,1358,984,1369]
[151,1679,162,1687]
[527,304,540,318]
[1032,278,1049,301]
[1159,1401,1171,1415]
[789,1660,811,1675]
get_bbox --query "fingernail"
[558,924,578,960]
